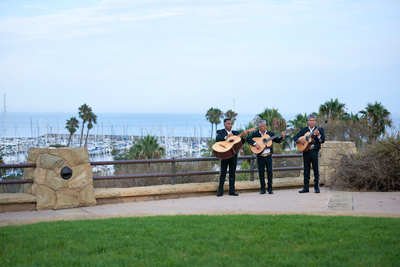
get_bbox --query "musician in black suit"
[247,120,286,194]
[293,114,325,193]
[216,118,249,197]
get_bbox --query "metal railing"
[0,162,36,184]
[0,154,303,185]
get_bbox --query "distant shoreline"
[1,112,399,139]
[0,112,255,138]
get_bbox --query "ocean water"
[0,112,398,138]
[0,112,256,138]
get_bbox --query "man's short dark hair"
[224,118,232,123]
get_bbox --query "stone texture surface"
[29,148,96,210]
[0,193,36,204]
[320,141,357,185]
[94,178,312,200]
[38,154,65,170]
[32,184,56,210]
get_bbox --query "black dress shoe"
[314,188,320,193]
[298,189,309,193]
[260,189,266,194]
[268,190,273,194]
[229,192,239,196]
[216,191,223,197]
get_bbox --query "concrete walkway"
[1,188,400,226]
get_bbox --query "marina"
[0,134,210,162]
[0,134,210,177]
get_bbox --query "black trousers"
[218,155,238,193]
[303,149,320,189]
[257,155,273,191]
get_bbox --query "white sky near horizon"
[0,0,399,118]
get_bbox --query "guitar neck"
[239,128,256,137]
[310,127,319,136]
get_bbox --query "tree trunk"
[84,128,90,147]
[79,122,85,147]
[67,134,72,147]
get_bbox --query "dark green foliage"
[115,135,165,160]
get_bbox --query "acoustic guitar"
[212,128,255,159]
[296,128,319,152]
[250,134,281,155]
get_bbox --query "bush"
[331,135,400,191]
[236,160,251,181]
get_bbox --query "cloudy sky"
[0,0,399,117]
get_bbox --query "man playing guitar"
[293,114,325,193]
[216,118,251,197]
[247,120,286,194]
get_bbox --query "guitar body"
[296,131,314,152]
[250,134,274,154]
[212,135,243,160]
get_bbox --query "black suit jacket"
[293,126,325,151]
[246,130,283,154]
[216,129,241,142]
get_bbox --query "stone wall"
[27,148,96,210]
[319,141,357,185]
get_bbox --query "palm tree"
[288,113,308,132]
[340,112,369,146]
[212,108,223,135]
[205,108,215,139]
[65,117,79,146]
[0,147,4,176]
[257,108,288,152]
[205,107,224,138]
[257,108,286,132]
[78,104,92,147]
[224,109,238,124]
[122,135,165,159]
[84,112,97,147]
[0,144,4,162]
[360,102,392,142]
[319,98,346,121]
[343,112,360,122]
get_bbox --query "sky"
[0,0,399,118]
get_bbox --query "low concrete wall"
[0,193,37,212]
[0,178,308,211]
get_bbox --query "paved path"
[1,188,400,226]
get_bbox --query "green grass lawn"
[1,215,399,267]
